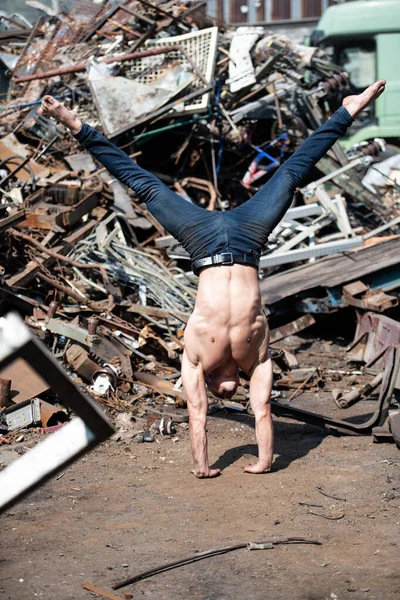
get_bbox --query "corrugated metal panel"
[256,0,266,22]
[272,0,291,20]
[302,0,322,18]
[231,0,248,23]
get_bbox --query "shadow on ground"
[210,411,327,473]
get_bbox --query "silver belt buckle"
[220,252,234,265]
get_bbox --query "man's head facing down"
[206,363,239,399]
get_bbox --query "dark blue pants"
[74,106,353,268]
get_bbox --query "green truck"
[311,0,400,149]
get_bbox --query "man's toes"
[369,80,386,98]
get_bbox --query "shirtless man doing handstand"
[41,80,385,478]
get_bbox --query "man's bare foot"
[39,95,82,135]
[342,80,386,118]
[191,468,221,478]
[244,462,271,474]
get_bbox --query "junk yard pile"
[0,1,400,456]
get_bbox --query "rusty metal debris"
[0,2,399,451]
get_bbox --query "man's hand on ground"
[342,80,386,118]
[191,468,221,478]
[243,462,272,474]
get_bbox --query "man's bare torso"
[184,264,269,375]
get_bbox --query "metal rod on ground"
[113,538,321,589]
[36,273,110,313]
[287,370,316,403]
[33,135,59,162]
[0,157,31,187]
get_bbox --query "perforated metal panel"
[128,27,218,113]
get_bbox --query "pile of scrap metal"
[0,2,399,448]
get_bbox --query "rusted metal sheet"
[82,582,124,600]
[261,237,400,307]
[65,344,99,382]
[0,211,25,231]
[39,399,68,428]
[0,135,47,179]
[343,281,398,312]
[0,357,49,404]
[347,312,400,369]
[127,304,189,324]
[21,189,98,231]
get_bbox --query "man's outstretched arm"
[181,351,220,478]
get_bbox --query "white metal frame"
[0,313,114,513]
[135,27,219,113]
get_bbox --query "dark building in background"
[207,0,337,24]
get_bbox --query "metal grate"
[128,27,218,113]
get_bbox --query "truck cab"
[311,0,400,149]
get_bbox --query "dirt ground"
[1,332,400,600]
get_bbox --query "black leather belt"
[192,252,259,276]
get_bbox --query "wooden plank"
[82,582,124,600]
[260,236,400,306]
